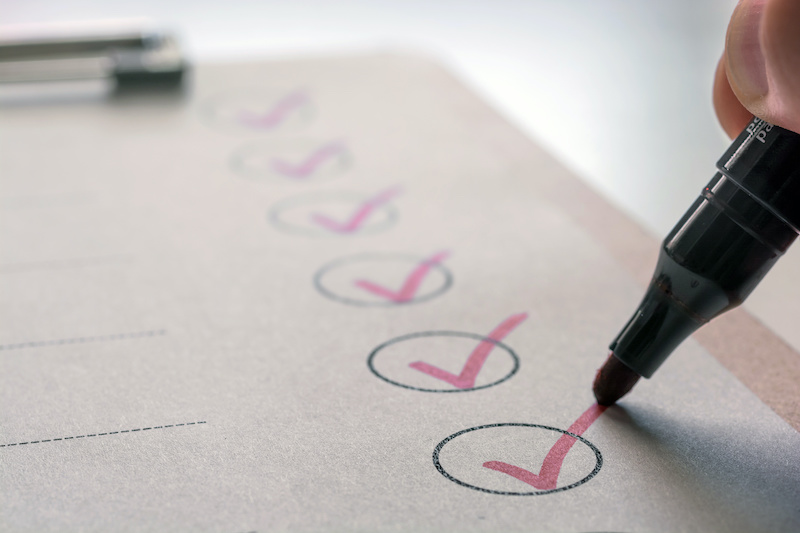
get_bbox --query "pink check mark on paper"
[270,142,345,179]
[311,187,402,233]
[238,91,308,129]
[483,403,607,490]
[354,251,449,303]
[408,313,528,389]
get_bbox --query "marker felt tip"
[593,117,800,406]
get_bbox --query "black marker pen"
[593,117,800,405]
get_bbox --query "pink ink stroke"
[408,312,528,389]
[311,187,402,233]
[354,251,450,303]
[482,403,608,490]
[270,142,345,179]
[238,91,308,129]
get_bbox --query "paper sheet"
[1,54,798,533]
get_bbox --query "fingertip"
[724,0,800,134]
[713,55,754,138]
[760,0,800,133]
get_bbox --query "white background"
[3,0,799,350]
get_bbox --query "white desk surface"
[4,0,799,352]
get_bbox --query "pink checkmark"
[311,187,402,233]
[408,313,527,389]
[270,142,344,179]
[238,91,308,129]
[354,251,450,303]
[482,403,607,490]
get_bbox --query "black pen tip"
[593,351,641,406]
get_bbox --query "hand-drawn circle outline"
[313,253,452,307]
[197,88,314,134]
[229,139,351,182]
[268,191,398,237]
[367,331,519,392]
[432,422,603,495]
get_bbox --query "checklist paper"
[1,54,798,533]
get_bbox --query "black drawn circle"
[313,253,452,307]
[197,88,314,134]
[228,140,351,181]
[367,331,519,393]
[432,423,603,496]
[268,192,398,237]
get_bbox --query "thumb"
[724,0,800,135]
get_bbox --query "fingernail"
[726,0,769,98]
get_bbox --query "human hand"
[713,0,800,137]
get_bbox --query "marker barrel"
[610,119,800,378]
